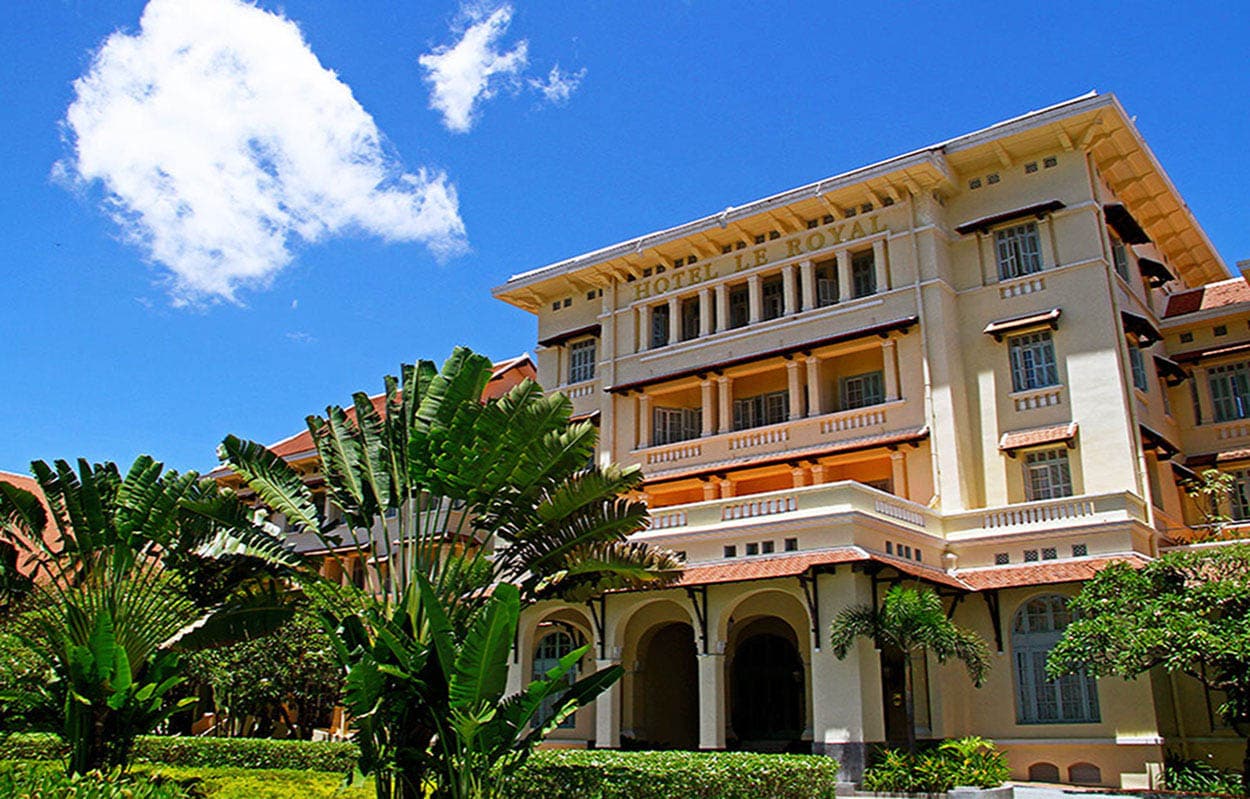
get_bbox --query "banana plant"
[0,456,302,773]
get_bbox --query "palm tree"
[829,584,990,753]
[0,457,301,773]
[217,347,681,798]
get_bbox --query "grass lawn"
[0,760,374,799]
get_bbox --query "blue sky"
[1,0,1247,475]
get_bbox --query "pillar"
[717,376,733,434]
[782,263,797,316]
[791,467,810,488]
[882,338,899,402]
[890,450,908,498]
[636,305,651,352]
[787,359,804,420]
[637,393,651,449]
[799,259,816,312]
[700,379,716,437]
[719,479,736,499]
[806,356,824,417]
[715,282,729,331]
[872,238,888,293]
[747,274,762,324]
[702,478,719,501]
[667,296,680,346]
[699,287,713,337]
[811,464,827,485]
[697,652,726,750]
[836,249,853,302]
[594,657,622,748]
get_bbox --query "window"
[745,542,759,556]
[1072,543,1087,557]
[814,259,838,307]
[784,537,798,552]
[1110,235,1130,281]
[1128,345,1148,392]
[1209,362,1250,421]
[1025,448,1073,501]
[1009,331,1059,391]
[650,303,670,348]
[681,297,701,341]
[733,390,788,431]
[995,222,1043,280]
[1231,470,1250,520]
[653,406,701,446]
[729,285,750,329]
[569,339,596,383]
[840,371,884,410]
[724,545,737,558]
[851,250,876,297]
[762,276,784,320]
[534,631,578,728]
[995,553,1010,565]
[1013,595,1100,724]
[761,540,774,554]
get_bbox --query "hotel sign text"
[630,213,886,302]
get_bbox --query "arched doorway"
[634,622,698,748]
[730,619,804,747]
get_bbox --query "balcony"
[631,400,913,477]
[554,377,601,419]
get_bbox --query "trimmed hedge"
[1,733,358,772]
[503,750,841,799]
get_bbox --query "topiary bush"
[501,750,840,799]
[860,737,1010,794]
[1,733,358,772]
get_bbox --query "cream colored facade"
[493,92,1247,787]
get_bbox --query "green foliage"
[860,737,1010,793]
[183,600,344,739]
[2,733,359,772]
[0,456,303,774]
[1164,752,1246,797]
[500,750,841,799]
[1046,545,1250,793]
[221,349,682,799]
[0,628,61,732]
[1182,469,1240,539]
[829,585,990,751]
[0,760,197,798]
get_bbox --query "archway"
[729,617,805,747]
[633,621,698,748]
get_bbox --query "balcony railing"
[633,481,1149,544]
[637,399,910,472]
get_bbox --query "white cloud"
[529,64,586,105]
[59,0,468,305]
[418,5,529,133]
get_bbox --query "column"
[719,479,737,499]
[791,466,810,488]
[890,451,908,499]
[806,356,824,417]
[1195,367,1213,425]
[699,287,713,337]
[636,393,651,449]
[594,657,622,748]
[787,359,804,421]
[700,379,716,436]
[799,259,816,312]
[667,296,680,346]
[782,263,797,316]
[872,238,888,293]
[697,652,726,750]
[836,249,852,302]
[747,274,762,324]
[882,339,899,402]
[717,376,733,434]
[810,464,827,485]
[715,283,730,330]
[702,478,720,501]
[636,305,651,352]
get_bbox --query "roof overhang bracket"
[686,585,710,655]
[797,567,825,650]
[982,589,1004,654]
[586,595,608,660]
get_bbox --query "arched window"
[1012,595,1099,724]
[533,629,579,729]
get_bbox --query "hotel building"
[491,92,1249,787]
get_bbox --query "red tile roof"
[1164,277,1250,317]
[259,355,535,463]
[673,547,967,590]
[956,555,1149,591]
[0,470,58,574]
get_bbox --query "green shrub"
[1164,752,1245,797]
[0,760,197,798]
[861,737,1009,793]
[501,749,840,799]
[1,733,358,772]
